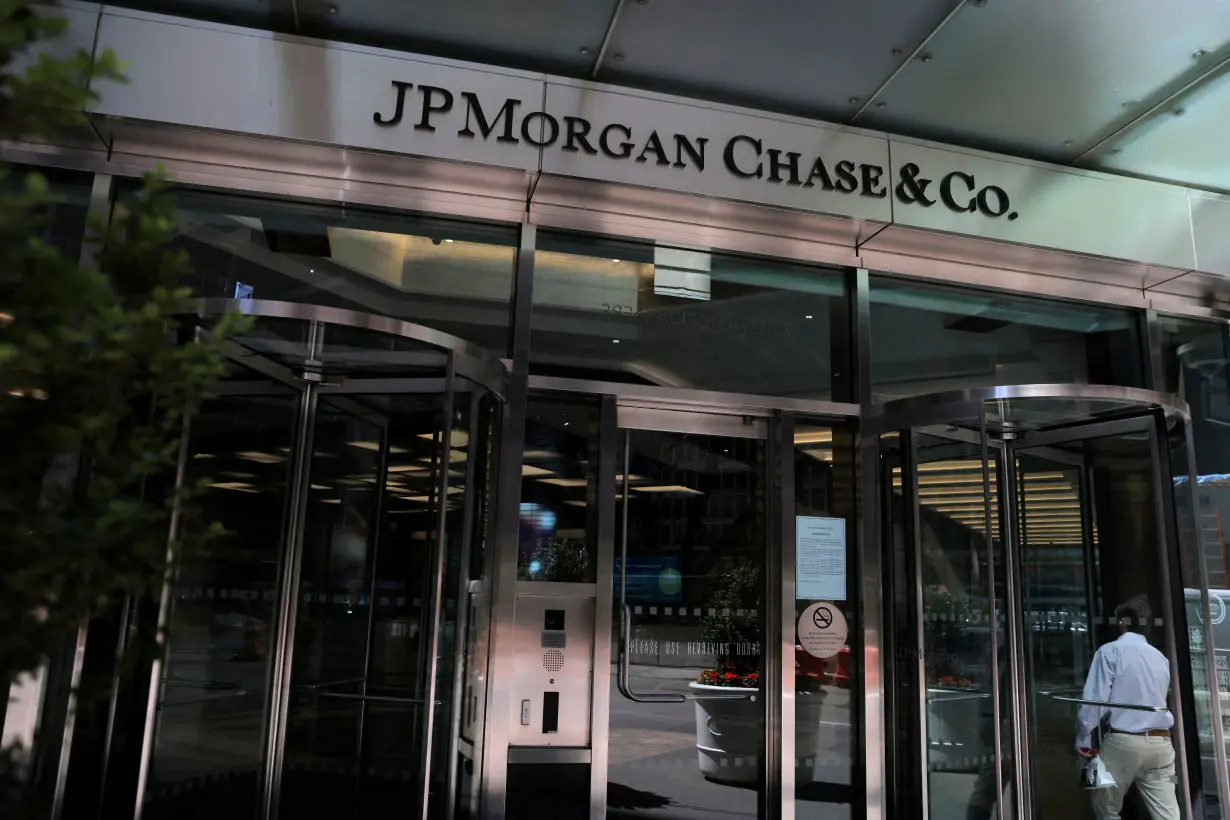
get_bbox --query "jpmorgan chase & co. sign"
[372,81,1019,222]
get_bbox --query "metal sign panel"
[889,141,1197,270]
[91,11,544,172]
[84,9,1215,275]
[541,82,893,223]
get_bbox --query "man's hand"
[1076,746,1096,759]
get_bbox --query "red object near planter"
[794,645,852,688]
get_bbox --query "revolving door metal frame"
[866,383,1230,820]
[132,300,509,820]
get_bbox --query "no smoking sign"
[798,602,848,659]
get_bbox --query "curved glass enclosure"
[142,300,504,820]
[870,385,1230,820]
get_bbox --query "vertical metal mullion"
[354,407,392,807]
[39,171,114,820]
[1077,464,1100,628]
[130,409,193,820]
[446,388,488,820]
[766,412,795,820]
[589,395,618,820]
[859,424,884,820]
[1000,444,1032,820]
[480,221,535,820]
[978,409,1005,820]
[1141,308,1167,392]
[261,323,322,820]
[418,356,458,820]
[899,428,929,820]
[1148,416,1198,820]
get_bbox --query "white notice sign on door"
[796,516,846,601]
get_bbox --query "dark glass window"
[122,186,517,355]
[530,231,846,399]
[5,164,93,260]
[869,276,1143,401]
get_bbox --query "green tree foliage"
[702,562,762,677]
[0,1,243,811]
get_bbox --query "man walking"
[1075,595,1179,820]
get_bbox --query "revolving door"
[138,301,505,820]
[871,385,1230,820]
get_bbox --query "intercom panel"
[508,594,594,747]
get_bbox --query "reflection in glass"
[1162,315,1230,811]
[144,390,298,819]
[516,398,599,583]
[890,432,1004,820]
[148,187,517,353]
[869,277,1142,401]
[530,233,843,398]
[605,429,766,820]
[793,424,856,820]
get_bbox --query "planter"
[690,682,827,786]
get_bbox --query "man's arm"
[1075,646,1115,751]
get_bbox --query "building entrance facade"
[6,27,1230,812]
[875,386,1230,820]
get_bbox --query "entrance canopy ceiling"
[114,0,1230,196]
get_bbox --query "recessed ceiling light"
[805,315,813,319]
[540,477,588,488]
[633,485,703,495]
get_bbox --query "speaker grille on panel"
[543,649,564,672]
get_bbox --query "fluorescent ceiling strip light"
[539,477,587,488]
[236,451,285,464]
[344,441,410,454]
[633,485,704,495]
[210,481,259,492]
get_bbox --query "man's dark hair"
[1115,595,1152,632]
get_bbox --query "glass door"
[878,387,1205,820]
[139,306,504,820]
[1008,420,1187,820]
[604,410,769,820]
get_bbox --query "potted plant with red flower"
[691,563,763,784]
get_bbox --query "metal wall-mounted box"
[508,592,595,747]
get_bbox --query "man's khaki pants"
[1091,732,1180,820]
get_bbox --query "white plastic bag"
[1080,755,1117,790]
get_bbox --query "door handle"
[617,604,685,704]
[1050,695,1168,713]
[615,431,684,704]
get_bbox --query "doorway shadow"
[796,780,854,804]
[607,782,673,811]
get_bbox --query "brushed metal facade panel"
[91,11,544,171]
[888,141,1197,270]
[541,82,894,223]
[78,9,1218,278]
[1190,193,1230,279]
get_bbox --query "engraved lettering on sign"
[371,81,1021,220]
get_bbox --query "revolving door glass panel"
[881,389,1200,820]
[143,304,503,820]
